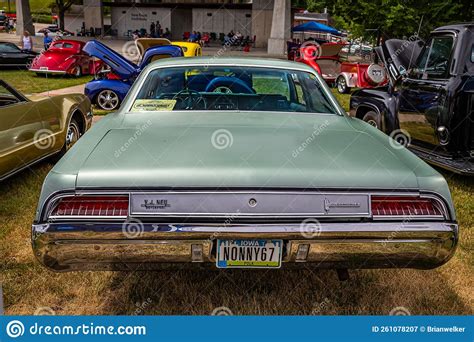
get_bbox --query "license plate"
[216,239,283,269]
[40,66,48,70]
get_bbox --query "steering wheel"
[205,76,255,94]
[172,89,206,110]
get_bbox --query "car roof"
[147,56,316,73]
[433,22,474,32]
[52,39,84,47]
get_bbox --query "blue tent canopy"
[292,21,341,36]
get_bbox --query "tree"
[294,0,472,41]
[54,0,77,30]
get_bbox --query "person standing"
[156,21,162,37]
[163,27,171,39]
[43,31,52,50]
[8,18,15,33]
[21,31,33,51]
[150,21,156,37]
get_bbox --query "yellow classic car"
[135,38,202,58]
[171,41,202,57]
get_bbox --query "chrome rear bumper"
[32,222,458,271]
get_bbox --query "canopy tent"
[292,21,342,36]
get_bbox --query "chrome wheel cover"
[97,90,119,110]
[66,121,80,150]
[366,119,378,128]
[337,77,346,93]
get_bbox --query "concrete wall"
[192,8,252,37]
[110,7,172,38]
[83,0,103,33]
[170,9,192,40]
[110,6,254,39]
[64,15,110,35]
[251,0,274,48]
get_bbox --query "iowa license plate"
[216,239,283,269]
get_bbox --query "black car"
[350,23,474,175]
[0,42,38,68]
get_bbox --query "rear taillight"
[51,195,129,218]
[371,196,445,218]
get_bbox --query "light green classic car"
[32,57,458,273]
[0,79,92,181]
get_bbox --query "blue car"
[83,40,183,110]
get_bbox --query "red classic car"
[293,42,387,93]
[29,39,102,77]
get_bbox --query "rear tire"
[336,76,351,94]
[362,110,381,129]
[72,66,82,78]
[52,117,81,162]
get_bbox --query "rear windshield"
[132,66,337,113]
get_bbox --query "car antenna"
[407,15,424,72]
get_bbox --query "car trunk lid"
[75,112,419,190]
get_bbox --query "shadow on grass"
[101,267,472,315]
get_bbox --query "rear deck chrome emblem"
[324,198,361,214]
[141,199,170,210]
[248,198,257,207]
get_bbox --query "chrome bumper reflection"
[31,222,458,271]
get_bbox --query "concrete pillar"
[251,0,274,48]
[267,0,291,55]
[15,0,35,36]
[83,0,104,35]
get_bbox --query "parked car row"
[291,41,388,93]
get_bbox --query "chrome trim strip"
[129,191,371,218]
[33,221,457,234]
[41,190,451,222]
[29,69,67,74]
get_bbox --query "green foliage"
[295,0,473,40]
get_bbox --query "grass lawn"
[0,85,472,315]
[4,0,55,14]
[2,69,92,94]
